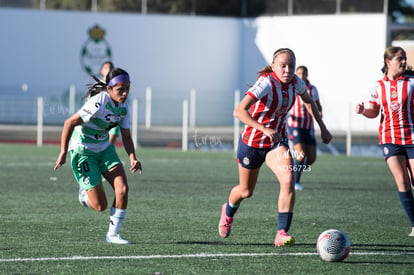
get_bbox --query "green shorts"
[70,144,122,191]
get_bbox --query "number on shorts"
[77,162,90,173]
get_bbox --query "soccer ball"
[316,229,351,262]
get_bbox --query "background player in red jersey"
[356,46,414,236]
[218,48,332,247]
[287,66,323,191]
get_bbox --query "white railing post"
[346,103,352,156]
[132,98,139,147]
[37,96,44,147]
[91,0,98,12]
[182,99,189,152]
[142,0,147,14]
[69,84,75,114]
[234,89,240,152]
[190,88,196,129]
[145,87,152,129]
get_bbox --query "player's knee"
[116,184,129,198]
[92,202,107,212]
[240,189,254,199]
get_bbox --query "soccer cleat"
[409,228,414,237]
[274,229,295,247]
[295,183,304,191]
[218,203,233,238]
[78,187,88,207]
[106,234,130,244]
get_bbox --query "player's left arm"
[300,92,332,144]
[120,128,142,174]
[304,99,322,119]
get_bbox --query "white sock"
[107,207,127,236]
[80,188,89,207]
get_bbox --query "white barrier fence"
[34,87,241,151]
[34,87,357,155]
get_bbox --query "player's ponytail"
[82,76,107,101]
[82,68,130,101]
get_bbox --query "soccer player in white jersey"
[287,66,323,191]
[356,46,414,237]
[218,48,332,247]
[99,61,120,145]
[54,68,142,244]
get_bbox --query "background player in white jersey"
[356,46,414,236]
[99,61,120,145]
[54,68,142,244]
[287,66,323,191]
[218,48,332,247]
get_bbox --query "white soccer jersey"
[69,92,130,152]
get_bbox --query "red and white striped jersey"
[287,82,319,130]
[369,74,414,145]
[241,72,306,149]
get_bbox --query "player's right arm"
[234,76,279,142]
[234,94,279,142]
[54,113,84,170]
[355,102,380,118]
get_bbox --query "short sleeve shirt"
[241,72,306,148]
[69,92,130,152]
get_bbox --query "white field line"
[2,251,414,262]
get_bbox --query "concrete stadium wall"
[0,8,387,131]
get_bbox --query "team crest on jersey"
[243,157,250,166]
[391,91,398,99]
[282,97,289,107]
[117,107,127,116]
[391,102,400,112]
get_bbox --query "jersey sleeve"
[77,93,103,123]
[295,76,306,95]
[118,102,131,129]
[119,111,130,129]
[368,81,380,106]
[245,75,272,100]
[311,85,319,101]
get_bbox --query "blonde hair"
[258,48,296,75]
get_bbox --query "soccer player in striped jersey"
[356,46,414,237]
[287,66,323,191]
[54,68,142,244]
[218,48,332,247]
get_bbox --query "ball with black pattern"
[316,229,351,262]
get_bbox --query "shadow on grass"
[174,240,317,248]
[351,243,414,251]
